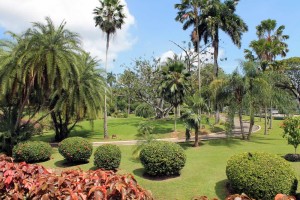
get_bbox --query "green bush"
[135,103,155,118]
[139,141,186,176]
[226,152,298,199]
[58,137,92,163]
[137,121,154,135]
[94,144,121,170]
[13,141,51,163]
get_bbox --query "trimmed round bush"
[13,141,52,163]
[94,144,121,170]
[58,137,92,163]
[139,141,186,176]
[226,152,298,199]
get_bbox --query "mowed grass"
[31,115,222,142]
[37,117,300,200]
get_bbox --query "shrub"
[226,152,298,199]
[0,154,153,199]
[12,141,51,163]
[139,141,186,176]
[135,103,155,118]
[281,117,300,153]
[137,121,154,135]
[58,137,92,163]
[94,144,121,170]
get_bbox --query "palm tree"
[93,0,126,138]
[175,0,202,92]
[198,0,248,78]
[244,19,289,71]
[51,52,106,141]
[0,17,82,152]
[181,110,201,147]
[160,62,191,132]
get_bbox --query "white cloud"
[0,0,136,69]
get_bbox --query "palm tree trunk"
[269,101,273,129]
[174,106,177,132]
[238,105,245,140]
[103,33,110,138]
[264,105,267,135]
[247,104,254,140]
[194,125,199,147]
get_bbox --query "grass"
[31,114,224,142]
[36,117,300,200]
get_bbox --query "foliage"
[12,141,51,163]
[225,194,254,200]
[58,137,92,163]
[226,152,298,199]
[139,141,186,176]
[282,117,300,154]
[137,121,154,135]
[94,144,121,170]
[0,154,153,199]
[135,103,155,118]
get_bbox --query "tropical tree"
[244,19,289,71]
[197,0,248,78]
[93,0,126,138]
[0,17,82,153]
[175,0,202,92]
[181,110,201,147]
[160,62,191,132]
[50,53,106,141]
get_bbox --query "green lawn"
[37,117,300,200]
[31,115,223,142]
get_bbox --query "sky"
[0,0,300,74]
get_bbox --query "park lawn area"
[31,115,223,142]
[37,117,300,200]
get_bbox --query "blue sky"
[0,0,300,74]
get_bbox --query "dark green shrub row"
[226,152,298,199]
[139,141,186,176]
[58,137,92,163]
[94,144,121,170]
[13,141,52,163]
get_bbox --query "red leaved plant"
[0,154,153,199]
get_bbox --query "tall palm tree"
[175,0,202,92]
[93,0,126,138]
[160,62,191,132]
[197,0,248,78]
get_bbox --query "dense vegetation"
[94,144,121,170]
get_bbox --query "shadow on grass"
[132,168,181,181]
[215,179,229,199]
[207,138,242,147]
[54,159,89,168]
[178,141,205,150]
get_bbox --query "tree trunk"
[185,128,191,141]
[238,106,245,140]
[194,125,199,147]
[213,37,219,78]
[247,109,254,140]
[174,106,177,132]
[103,33,110,138]
[215,104,220,124]
[177,105,181,118]
[264,106,268,135]
[269,101,273,129]
[127,96,131,116]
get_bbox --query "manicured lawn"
[37,117,300,200]
[31,115,223,142]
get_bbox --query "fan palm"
[181,110,201,147]
[93,0,126,138]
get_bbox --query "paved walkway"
[50,117,260,147]
[63,117,260,147]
